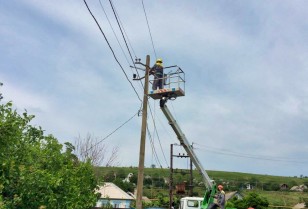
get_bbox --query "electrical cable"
[108,0,145,91]
[194,146,308,164]
[194,142,305,161]
[98,0,131,67]
[108,0,137,68]
[107,1,168,167]
[140,0,169,166]
[83,0,142,103]
[109,0,138,59]
[147,100,169,167]
[85,0,167,167]
[147,124,162,168]
[99,0,145,97]
[151,100,157,167]
[141,0,157,60]
[81,111,139,154]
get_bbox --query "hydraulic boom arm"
[159,98,217,209]
[159,98,213,189]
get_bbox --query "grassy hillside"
[96,166,307,188]
[244,190,308,207]
[95,167,308,207]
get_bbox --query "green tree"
[112,179,134,193]
[130,173,138,184]
[0,101,98,208]
[104,170,116,182]
[228,192,269,209]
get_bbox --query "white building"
[95,182,134,208]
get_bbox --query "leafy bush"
[0,101,98,208]
[228,192,269,209]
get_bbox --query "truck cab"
[180,197,204,209]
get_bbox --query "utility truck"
[148,67,225,209]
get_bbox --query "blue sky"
[1,0,308,177]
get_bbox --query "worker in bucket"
[150,58,164,90]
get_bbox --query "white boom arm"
[160,102,213,188]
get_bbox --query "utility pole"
[189,158,193,196]
[169,144,174,209]
[136,55,150,209]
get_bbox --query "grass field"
[244,190,308,207]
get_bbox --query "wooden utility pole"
[189,158,193,196]
[136,55,150,209]
[169,144,174,209]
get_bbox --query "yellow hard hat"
[156,58,163,63]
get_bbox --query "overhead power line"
[83,0,142,102]
[107,0,145,90]
[108,0,138,59]
[84,0,167,168]
[108,0,137,66]
[147,125,162,168]
[81,111,139,154]
[98,0,131,67]
[193,143,308,164]
[106,0,168,168]
[141,0,157,60]
[147,100,169,167]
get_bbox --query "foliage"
[262,182,280,191]
[130,194,179,209]
[0,101,98,209]
[112,178,134,192]
[228,192,269,209]
[301,197,308,207]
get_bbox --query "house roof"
[293,203,305,209]
[225,191,243,201]
[96,182,134,200]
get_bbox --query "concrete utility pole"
[136,55,150,209]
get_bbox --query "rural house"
[280,183,289,190]
[290,185,307,192]
[225,191,243,201]
[95,182,134,208]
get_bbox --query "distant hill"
[96,166,307,192]
[95,166,308,207]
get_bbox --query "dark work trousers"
[152,73,164,90]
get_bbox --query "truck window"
[187,200,199,208]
